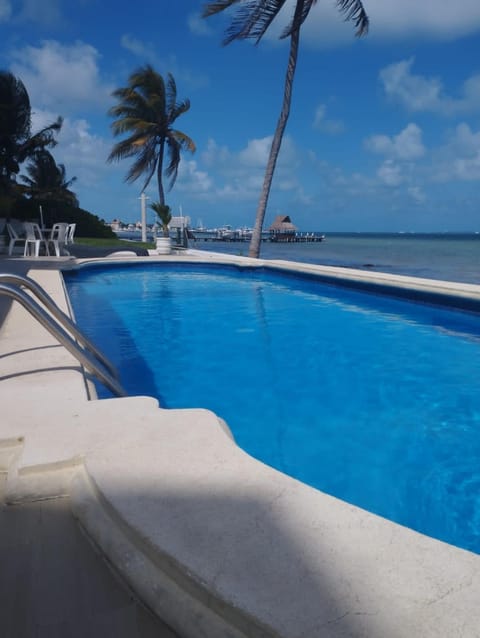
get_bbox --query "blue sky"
[1,0,480,232]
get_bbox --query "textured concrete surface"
[0,475,179,638]
[1,252,480,637]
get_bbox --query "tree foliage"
[20,149,78,207]
[0,70,62,196]
[150,201,172,237]
[108,65,195,205]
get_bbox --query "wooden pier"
[191,231,325,243]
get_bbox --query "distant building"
[268,215,298,236]
[169,215,191,230]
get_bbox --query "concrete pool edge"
[63,250,480,313]
[1,253,480,637]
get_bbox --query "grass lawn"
[76,237,154,250]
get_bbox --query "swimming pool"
[65,263,480,554]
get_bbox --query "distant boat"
[236,226,253,240]
[216,225,235,240]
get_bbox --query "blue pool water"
[65,263,480,553]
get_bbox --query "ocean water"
[191,233,480,285]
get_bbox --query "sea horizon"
[190,232,480,285]
[114,229,479,285]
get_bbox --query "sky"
[1,0,480,232]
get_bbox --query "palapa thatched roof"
[268,215,298,233]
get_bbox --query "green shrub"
[11,198,115,238]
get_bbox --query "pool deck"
[1,250,480,637]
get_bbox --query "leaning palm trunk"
[157,138,166,206]
[249,27,300,258]
[203,0,368,259]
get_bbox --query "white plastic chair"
[66,223,76,245]
[48,222,69,257]
[7,223,26,255]
[24,222,50,257]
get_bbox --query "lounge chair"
[66,223,76,245]
[48,222,70,257]
[7,223,26,255]
[24,222,50,257]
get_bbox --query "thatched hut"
[268,215,298,236]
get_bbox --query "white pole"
[39,205,44,229]
[139,193,148,243]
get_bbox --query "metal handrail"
[0,273,119,380]
[0,282,126,397]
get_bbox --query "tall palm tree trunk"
[248,25,300,258]
[157,138,166,205]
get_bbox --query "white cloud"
[449,122,480,154]
[408,186,426,204]
[0,0,11,22]
[454,153,480,180]
[298,0,480,47]
[446,123,480,180]
[203,1,480,51]
[313,104,344,134]
[238,135,298,169]
[361,0,480,41]
[365,123,425,160]
[187,12,213,36]
[28,108,115,192]
[239,137,272,167]
[177,159,213,193]
[56,118,113,185]
[120,34,157,60]
[10,40,113,113]
[377,160,404,186]
[380,58,480,115]
[193,135,301,203]
[201,138,232,168]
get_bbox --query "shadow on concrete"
[87,483,399,638]
[0,483,179,638]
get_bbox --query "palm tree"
[107,65,196,206]
[203,0,369,258]
[150,201,172,237]
[20,149,78,207]
[0,70,62,197]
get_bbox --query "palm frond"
[124,140,157,187]
[204,0,368,42]
[169,99,191,124]
[165,73,177,119]
[171,130,196,154]
[242,0,289,43]
[18,116,63,162]
[202,0,240,18]
[280,0,316,38]
[165,138,181,188]
[107,136,147,163]
[107,65,194,196]
[203,0,288,44]
[19,148,77,204]
[335,0,369,36]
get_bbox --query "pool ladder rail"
[0,273,127,398]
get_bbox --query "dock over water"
[191,230,326,243]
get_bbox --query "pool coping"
[1,251,480,637]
